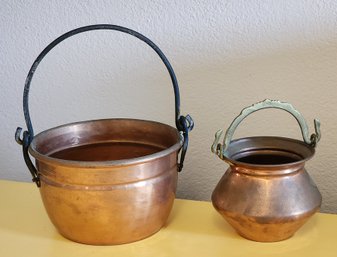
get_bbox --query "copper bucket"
[211,99,322,242]
[15,24,193,245]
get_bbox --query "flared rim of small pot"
[29,118,183,168]
[222,136,315,172]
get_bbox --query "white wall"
[1,1,337,213]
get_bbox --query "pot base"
[215,208,319,242]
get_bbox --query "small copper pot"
[15,24,193,245]
[211,99,322,242]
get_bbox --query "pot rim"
[222,136,315,172]
[29,118,183,168]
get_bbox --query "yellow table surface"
[0,180,336,257]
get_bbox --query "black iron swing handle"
[15,24,194,186]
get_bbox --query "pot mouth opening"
[49,141,166,162]
[29,118,183,167]
[232,149,304,165]
[223,136,315,168]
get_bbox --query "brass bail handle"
[15,24,194,186]
[211,99,321,159]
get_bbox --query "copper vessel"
[211,99,322,242]
[15,25,193,245]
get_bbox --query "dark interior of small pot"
[225,136,315,166]
[234,151,302,165]
[30,119,181,162]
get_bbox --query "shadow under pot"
[211,99,322,242]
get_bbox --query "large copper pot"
[15,24,193,245]
[211,99,321,242]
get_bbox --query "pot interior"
[235,151,302,165]
[30,119,181,162]
[224,136,315,166]
[50,141,164,162]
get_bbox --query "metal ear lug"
[212,130,223,158]
[15,127,24,145]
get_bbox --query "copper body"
[29,119,182,245]
[212,136,322,242]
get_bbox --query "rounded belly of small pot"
[212,168,322,242]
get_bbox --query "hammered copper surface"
[29,119,182,245]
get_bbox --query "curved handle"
[211,99,321,159]
[15,24,194,186]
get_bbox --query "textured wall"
[1,1,337,213]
